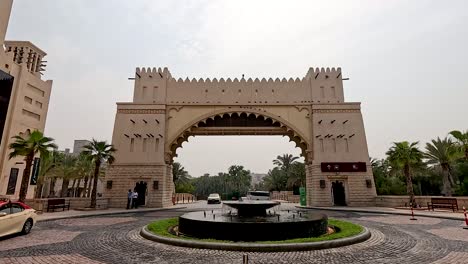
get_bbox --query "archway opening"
[332,181,346,206]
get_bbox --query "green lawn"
[146,217,363,244]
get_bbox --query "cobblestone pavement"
[1,203,468,264]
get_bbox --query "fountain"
[178,200,328,241]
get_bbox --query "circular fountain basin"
[178,210,328,241]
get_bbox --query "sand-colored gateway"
[105,67,376,208]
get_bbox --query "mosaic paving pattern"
[0,205,467,264]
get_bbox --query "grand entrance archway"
[105,67,376,208]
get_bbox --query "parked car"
[0,199,38,237]
[246,191,271,200]
[207,193,221,204]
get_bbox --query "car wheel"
[21,219,33,235]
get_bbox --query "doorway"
[134,181,147,206]
[332,181,347,206]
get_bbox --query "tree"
[386,141,423,206]
[75,152,94,197]
[172,162,190,184]
[34,150,58,198]
[424,137,459,196]
[449,130,468,160]
[9,130,57,202]
[287,162,306,188]
[227,165,251,196]
[264,167,288,191]
[81,140,116,208]
[49,154,78,197]
[273,154,299,172]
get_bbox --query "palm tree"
[9,130,57,202]
[172,162,190,184]
[75,153,94,197]
[273,154,299,172]
[34,150,58,198]
[49,154,78,197]
[424,137,459,196]
[264,167,288,191]
[287,162,306,188]
[386,141,422,206]
[449,130,468,160]
[82,140,116,208]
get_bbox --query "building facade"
[105,67,376,208]
[0,0,53,199]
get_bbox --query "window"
[333,139,337,152]
[27,84,45,97]
[130,138,135,152]
[345,139,349,152]
[22,109,40,120]
[320,86,325,98]
[153,86,158,99]
[0,205,10,214]
[331,86,336,98]
[7,168,19,195]
[35,101,43,109]
[142,86,147,99]
[142,138,147,152]
[11,204,23,214]
[24,96,32,104]
[320,139,324,152]
[155,138,160,151]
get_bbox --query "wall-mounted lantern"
[106,180,113,189]
[366,179,372,188]
[320,180,326,189]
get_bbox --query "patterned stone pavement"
[0,204,467,264]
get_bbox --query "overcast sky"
[6,0,468,177]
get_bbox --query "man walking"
[126,189,132,209]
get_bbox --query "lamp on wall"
[366,179,372,188]
[106,180,113,189]
[320,180,326,189]
[153,181,159,190]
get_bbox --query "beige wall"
[0,0,13,46]
[376,195,468,209]
[106,67,376,208]
[0,3,54,200]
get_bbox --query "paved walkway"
[37,205,187,222]
[1,202,467,263]
[298,205,467,221]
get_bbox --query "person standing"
[126,189,132,209]
[131,189,139,209]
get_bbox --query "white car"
[207,193,221,204]
[247,191,271,200]
[0,199,38,237]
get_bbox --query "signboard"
[299,187,306,206]
[30,157,40,185]
[321,162,367,173]
[7,168,19,194]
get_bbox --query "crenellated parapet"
[132,67,345,105]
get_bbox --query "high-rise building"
[0,0,53,199]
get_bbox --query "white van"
[246,191,270,201]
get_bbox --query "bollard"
[410,203,417,221]
[463,206,468,230]
[243,254,249,264]
[204,211,206,218]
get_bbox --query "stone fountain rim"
[140,225,371,252]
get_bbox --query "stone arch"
[166,108,309,164]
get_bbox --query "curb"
[140,225,371,252]
[37,206,187,222]
[296,206,465,221]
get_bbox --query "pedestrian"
[126,189,132,209]
[132,189,139,209]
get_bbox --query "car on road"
[0,199,38,238]
[207,193,221,204]
[246,191,271,200]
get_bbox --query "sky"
[5,0,468,177]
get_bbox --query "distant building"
[0,0,54,199]
[250,173,267,187]
[73,140,90,155]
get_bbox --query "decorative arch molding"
[166,108,310,164]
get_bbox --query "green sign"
[299,187,306,206]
